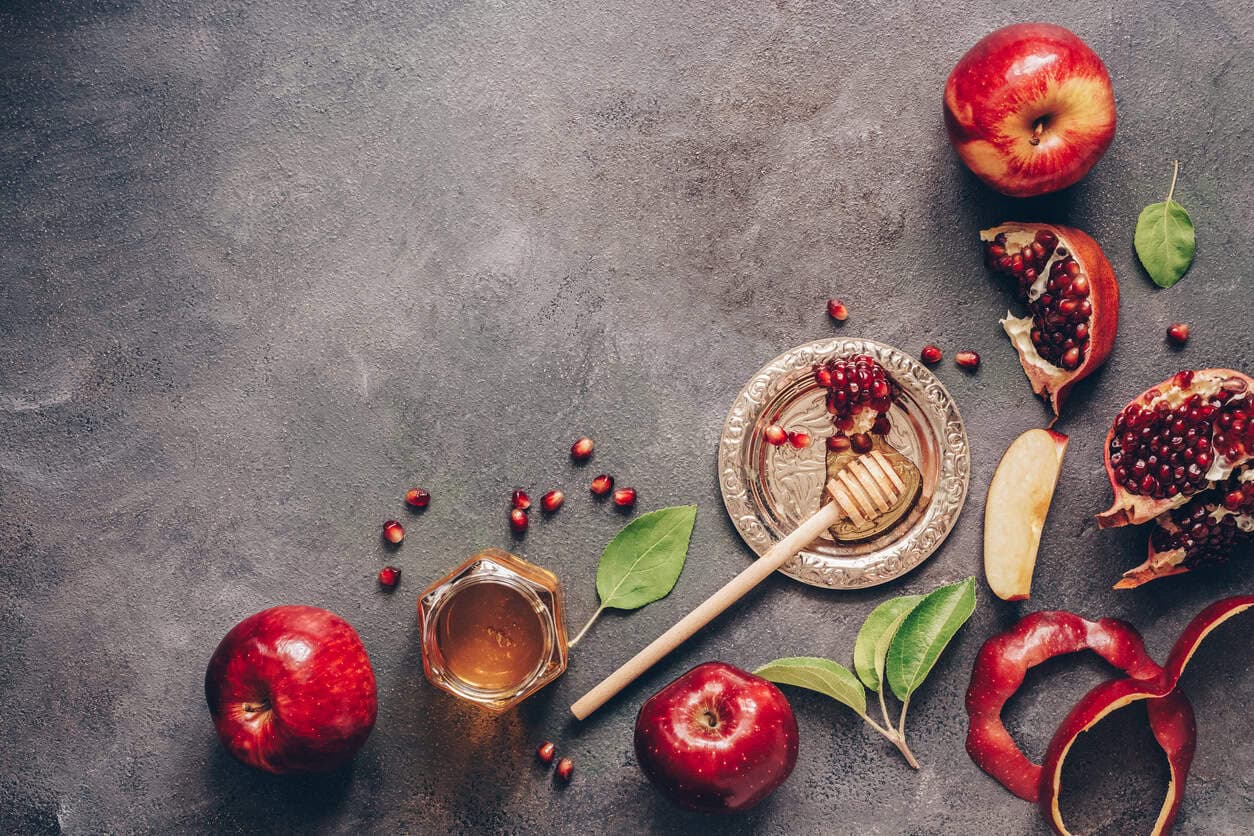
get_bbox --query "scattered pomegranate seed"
[510,508,529,534]
[788,430,810,449]
[612,487,637,508]
[590,474,614,496]
[541,489,564,513]
[382,520,404,544]
[827,298,849,322]
[537,741,556,764]
[555,757,574,781]
[764,424,788,446]
[377,566,400,588]
[405,488,430,508]
[955,351,981,370]
[827,434,851,452]
[1167,323,1190,346]
[1223,489,1245,511]
[570,436,594,462]
[511,489,532,510]
[850,433,873,454]
[920,345,942,365]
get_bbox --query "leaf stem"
[1166,159,1180,205]
[567,606,604,649]
[858,711,920,770]
[898,696,911,738]
[877,685,894,731]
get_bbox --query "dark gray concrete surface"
[2,1,1252,833]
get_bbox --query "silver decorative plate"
[718,338,970,589]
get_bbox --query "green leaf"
[886,578,976,701]
[595,505,696,611]
[1134,162,1195,288]
[755,656,867,716]
[853,595,924,692]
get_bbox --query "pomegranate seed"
[405,488,430,508]
[382,520,404,544]
[541,489,564,513]
[850,432,873,454]
[872,414,891,435]
[826,434,851,452]
[510,508,529,533]
[377,566,400,588]
[788,430,810,449]
[612,487,637,508]
[555,757,574,781]
[590,474,614,496]
[537,741,556,764]
[1224,490,1246,511]
[827,298,849,321]
[1167,323,1190,345]
[764,424,788,446]
[920,345,942,364]
[511,489,532,510]
[955,351,980,370]
[570,436,594,462]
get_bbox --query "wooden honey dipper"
[570,449,909,720]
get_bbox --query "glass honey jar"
[418,549,568,712]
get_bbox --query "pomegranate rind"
[981,223,1119,415]
[1097,368,1254,529]
[1039,595,1254,835]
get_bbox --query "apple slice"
[984,429,1069,601]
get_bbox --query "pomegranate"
[1097,368,1254,528]
[1117,465,1253,589]
[981,223,1119,414]
[812,354,897,451]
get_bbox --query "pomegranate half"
[981,223,1119,415]
[1097,369,1254,529]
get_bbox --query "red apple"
[634,662,799,813]
[944,23,1116,197]
[205,605,378,774]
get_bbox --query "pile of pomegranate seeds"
[378,566,401,588]
[382,520,405,544]
[1150,468,1253,570]
[405,488,431,508]
[1109,373,1252,500]
[812,354,897,447]
[985,229,1090,370]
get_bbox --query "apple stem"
[1166,159,1180,204]
[567,606,605,649]
[1029,118,1046,146]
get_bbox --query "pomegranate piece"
[537,741,556,764]
[590,474,614,496]
[405,488,431,508]
[382,520,404,544]
[955,351,980,370]
[541,489,564,513]
[1116,464,1253,589]
[811,354,897,440]
[555,757,574,781]
[787,430,810,449]
[1097,368,1254,528]
[509,508,529,534]
[570,436,594,462]
[827,298,849,322]
[826,434,851,452]
[920,345,942,364]
[510,489,532,511]
[1167,323,1190,345]
[612,487,637,508]
[763,424,788,446]
[377,566,400,588]
[850,432,873,454]
[981,223,1119,414]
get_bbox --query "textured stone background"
[2,0,1252,833]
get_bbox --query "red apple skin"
[205,605,378,774]
[945,23,1116,197]
[634,662,799,814]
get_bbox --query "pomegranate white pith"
[981,223,1118,415]
[1097,369,1254,530]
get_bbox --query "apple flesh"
[205,605,378,774]
[984,428,1068,600]
[634,662,799,814]
[945,23,1116,197]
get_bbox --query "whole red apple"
[634,662,799,813]
[205,605,378,774]
[944,23,1115,197]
